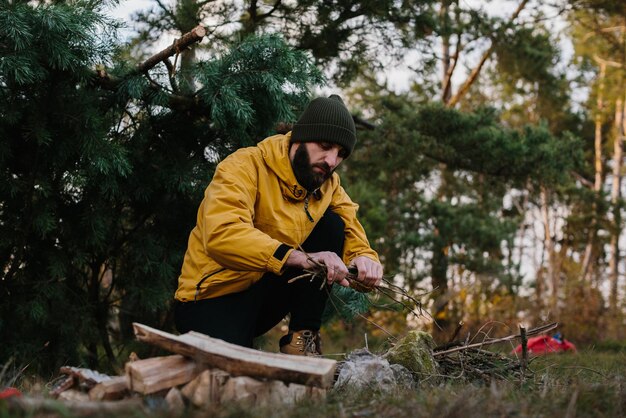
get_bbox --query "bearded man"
[174,95,383,355]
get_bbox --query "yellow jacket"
[175,133,379,302]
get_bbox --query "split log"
[133,323,336,388]
[221,376,326,407]
[51,366,114,397]
[58,366,112,387]
[165,387,185,413]
[126,354,202,395]
[57,389,90,402]
[89,375,129,401]
[181,369,230,408]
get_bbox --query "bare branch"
[446,0,530,108]
[135,25,207,75]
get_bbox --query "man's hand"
[286,250,350,287]
[349,256,383,288]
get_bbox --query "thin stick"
[449,321,464,343]
[519,324,528,381]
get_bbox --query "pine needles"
[289,247,433,329]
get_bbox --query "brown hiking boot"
[279,330,322,356]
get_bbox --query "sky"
[108,0,153,21]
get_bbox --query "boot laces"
[297,330,318,354]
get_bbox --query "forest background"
[1,0,625,375]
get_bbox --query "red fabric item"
[0,387,22,399]
[512,335,577,355]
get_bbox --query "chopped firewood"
[125,354,202,395]
[50,366,114,397]
[181,369,230,409]
[57,389,90,402]
[133,322,336,388]
[165,387,185,413]
[49,375,74,398]
[59,366,112,388]
[88,375,129,401]
[221,376,326,407]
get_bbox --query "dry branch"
[92,25,207,111]
[88,375,129,401]
[446,0,530,107]
[135,25,207,75]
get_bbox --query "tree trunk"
[581,61,607,284]
[446,0,529,107]
[609,97,624,313]
[540,186,558,313]
[431,228,449,340]
[440,0,452,103]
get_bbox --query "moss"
[383,331,439,380]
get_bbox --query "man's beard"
[291,144,333,192]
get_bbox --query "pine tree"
[1,0,322,373]
[341,85,582,338]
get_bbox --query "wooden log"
[57,389,90,402]
[59,366,112,387]
[165,387,185,413]
[125,354,201,395]
[89,375,129,401]
[133,323,336,389]
[51,366,114,397]
[221,376,326,407]
[181,369,230,409]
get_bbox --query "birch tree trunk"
[540,187,558,312]
[609,97,624,313]
[440,0,453,103]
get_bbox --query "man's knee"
[302,210,345,255]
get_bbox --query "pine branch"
[91,26,207,110]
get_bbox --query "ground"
[2,348,624,417]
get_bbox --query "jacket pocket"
[194,268,225,301]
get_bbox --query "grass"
[1,350,624,417]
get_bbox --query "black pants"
[174,210,345,348]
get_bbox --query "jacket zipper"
[194,268,226,302]
[303,195,314,222]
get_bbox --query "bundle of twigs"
[288,248,432,325]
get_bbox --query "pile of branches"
[432,322,558,383]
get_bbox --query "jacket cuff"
[267,243,293,274]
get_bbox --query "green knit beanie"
[291,94,356,157]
